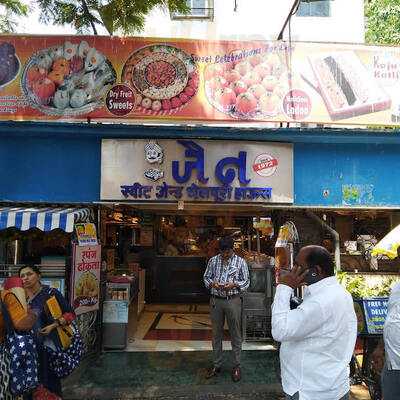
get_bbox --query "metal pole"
[306,210,341,272]
[277,0,300,40]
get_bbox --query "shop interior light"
[277,0,334,40]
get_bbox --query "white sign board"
[71,244,101,315]
[101,139,293,203]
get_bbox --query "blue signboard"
[354,297,388,335]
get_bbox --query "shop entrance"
[100,204,276,352]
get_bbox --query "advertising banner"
[71,244,101,315]
[101,139,293,203]
[75,222,98,246]
[1,35,400,126]
[354,297,388,335]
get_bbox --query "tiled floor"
[126,304,274,352]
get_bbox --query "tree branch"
[80,0,98,34]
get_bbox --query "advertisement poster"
[102,300,129,324]
[1,35,400,126]
[71,244,101,315]
[101,139,293,203]
[354,298,388,335]
[75,222,98,246]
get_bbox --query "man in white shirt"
[272,245,357,400]
[380,282,400,400]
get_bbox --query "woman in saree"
[0,279,37,399]
[19,265,75,399]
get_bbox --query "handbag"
[46,322,84,378]
[46,295,74,349]
[0,298,39,396]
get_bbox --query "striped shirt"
[203,253,250,297]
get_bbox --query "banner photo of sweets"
[0,35,400,126]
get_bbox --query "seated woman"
[19,265,75,399]
[0,279,37,400]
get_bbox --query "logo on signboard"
[144,141,164,164]
[253,154,278,177]
[144,168,164,181]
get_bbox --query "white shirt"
[384,282,400,370]
[272,276,357,400]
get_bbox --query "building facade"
[138,0,365,43]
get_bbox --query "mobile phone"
[305,267,319,285]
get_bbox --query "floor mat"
[143,312,230,340]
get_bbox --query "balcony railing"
[171,7,214,21]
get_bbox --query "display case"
[102,277,138,350]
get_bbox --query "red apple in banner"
[32,78,56,105]
[214,87,237,109]
[26,66,46,88]
[248,84,265,99]
[224,70,241,84]
[235,92,257,115]
[231,80,248,95]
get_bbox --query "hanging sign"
[75,222,98,246]
[101,139,293,203]
[1,35,400,126]
[71,244,101,315]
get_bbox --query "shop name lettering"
[120,140,272,202]
[121,182,272,202]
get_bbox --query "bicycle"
[350,335,382,400]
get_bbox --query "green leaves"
[338,270,399,298]
[31,0,190,35]
[0,0,28,32]
[365,0,400,45]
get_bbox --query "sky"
[15,0,114,36]
[16,0,77,35]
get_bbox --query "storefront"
[1,32,400,352]
[1,121,400,350]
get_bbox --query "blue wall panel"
[1,121,400,207]
[295,143,400,206]
[0,136,100,203]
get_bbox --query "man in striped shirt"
[203,236,250,382]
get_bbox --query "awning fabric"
[0,207,93,233]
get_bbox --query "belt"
[212,293,241,300]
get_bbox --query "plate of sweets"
[121,44,199,114]
[21,40,116,116]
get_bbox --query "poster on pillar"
[71,244,101,315]
[101,139,293,203]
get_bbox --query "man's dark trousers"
[210,296,242,368]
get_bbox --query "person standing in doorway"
[203,236,249,382]
[272,245,357,400]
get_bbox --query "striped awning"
[0,207,93,232]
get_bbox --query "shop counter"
[149,256,209,303]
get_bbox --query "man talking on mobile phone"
[272,245,357,400]
[203,236,249,382]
